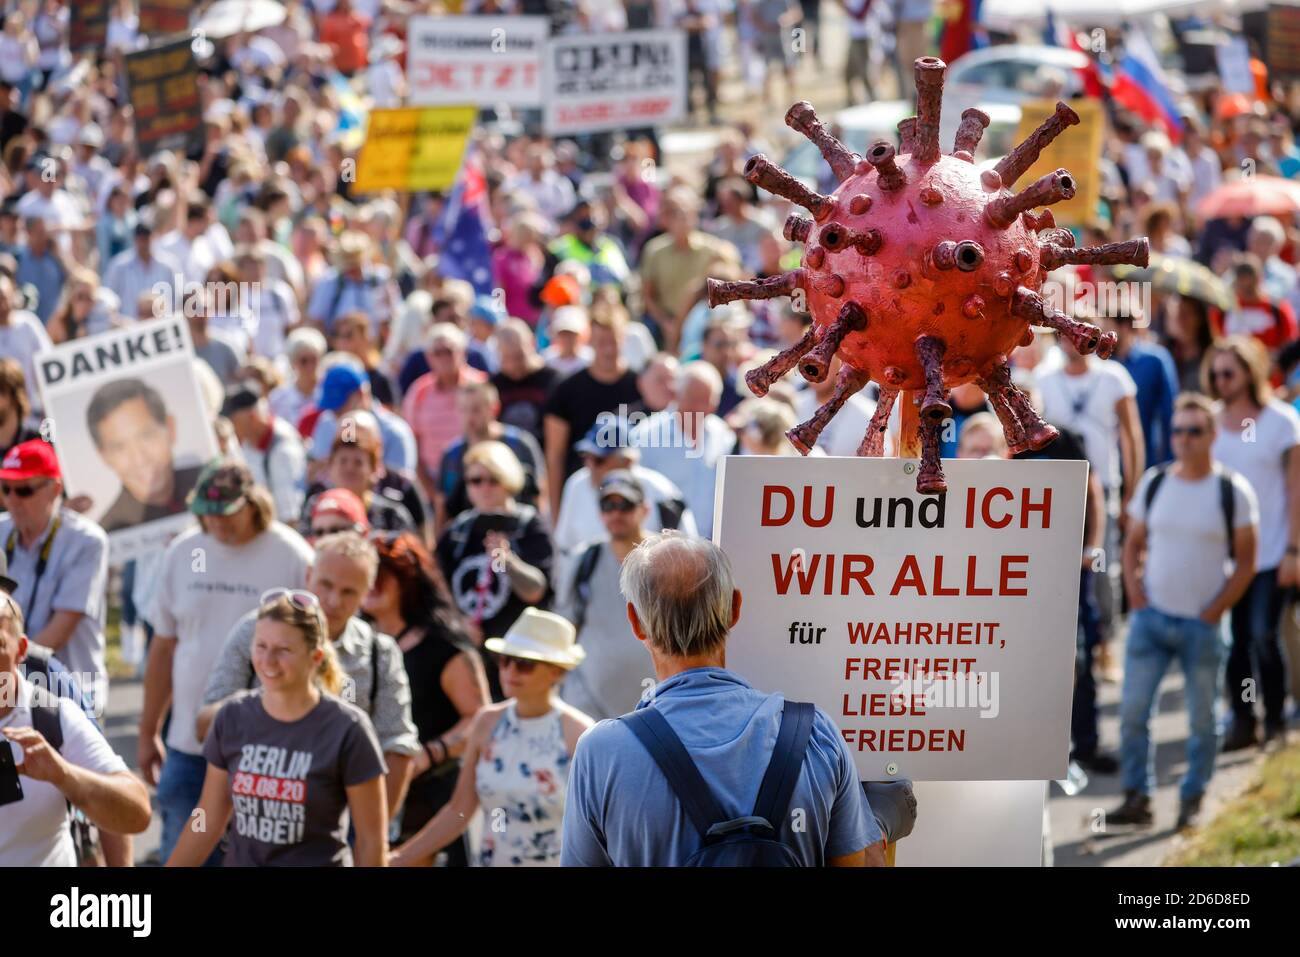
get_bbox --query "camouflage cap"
[188,458,254,517]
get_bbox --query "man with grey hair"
[630,360,735,537]
[1245,216,1300,316]
[561,531,885,866]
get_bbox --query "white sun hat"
[485,608,586,670]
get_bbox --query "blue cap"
[573,415,634,457]
[317,365,366,412]
[469,294,503,326]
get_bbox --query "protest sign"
[69,0,110,53]
[353,106,476,194]
[125,39,205,156]
[1216,37,1256,95]
[1267,4,1300,81]
[894,781,1048,866]
[35,317,217,562]
[408,15,547,107]
[715,455,1087,781]
[544,30,687,136]
[1011,98,1103,229]
[137,0,192,36]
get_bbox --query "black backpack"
[1143,464,1238,559]
[620,701,816,866]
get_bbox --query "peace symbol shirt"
[204,691,386,867]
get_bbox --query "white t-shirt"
[147,524,314,755]
[1212,400,1300,570]
[1037,358,1138,491]
[0,311,53,414]
[0,676,128,867]
[793,387,878,459]
[241,418,309,523]
[553,463,699,554]
[1126,465,1259,619]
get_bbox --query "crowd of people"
[0,0,1298,867]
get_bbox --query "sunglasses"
[1171,425,1206,437]
[260,588,321,612]
[1210,368,1238,381]
[496,654,538,674]
[1,479,50,498]
[600,497,636,513]
[430,347,454,358]
[465,474,499,487]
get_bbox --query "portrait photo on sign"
[36,318,217,560]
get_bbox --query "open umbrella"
[1111,253,1235,312]
[1196,176,1300,221]
[194,0,286,39]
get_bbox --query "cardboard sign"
[69,0,110,53]
[1011,98,1103,229]
[124,39,205,156]
[1216,36,1256,95]
[1267,4,1300,81]
[35,317,218,562]
[715,456,1087,781]
[352,106,476,194]
[137,0,191,36]
[408,15,547,107]
[544,30,687,135]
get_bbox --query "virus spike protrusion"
[785,100,860,183]
[744,154,834,220]
[1011,286,1103,355]
[1038,237,1151,271]
[858,387,897,456]
[982,361,1058,453]
[953,108,990,157]
[1040,227,1075,249]
[787,364,870,454]
[783,214,813,244]
[744,325,817,397]
[1097,331,1119,360]
[1022,209,1056,233]
[915,335,951,422]
[804,246,825,267]
[808,272,845,297]
[985,168,1077,228]
[933,240,985,272]
[706,271,801,308]
[913,57,946,165]
[963,294,985,319]
[993,101,1081,189]
[866,141,907,191]
[916,415,947,494]
[819,222,883,256]
[897,118,917,155]
[848,193,872,215]
[801,301,868,383]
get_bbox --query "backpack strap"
[570,542,604,636]
[621,708,728,838]
[28,684,63,753]
[752,702,815,827]
[1219,467,1236,561]
[370,629,380,714]
[1142,464,1169,517]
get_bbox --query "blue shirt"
[560,667,879,866]
[310,405,418,473]
[15,246,66,324]
[1118,339,1180,467]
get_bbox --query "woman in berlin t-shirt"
[166,590,388,867]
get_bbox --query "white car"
[943,45,1090,110]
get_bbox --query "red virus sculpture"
[707,57,1150,494]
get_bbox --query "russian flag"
[1112,29,1183,141]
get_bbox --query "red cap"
[540,274,582,307]
[310,488,370,532]
[0,440,61,482]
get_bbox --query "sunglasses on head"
[600,497,636,513]
[260,588,320,612]
[496,654,538,674]
[1171,425,1206,437]
[1,479,49,498]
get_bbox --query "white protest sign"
[544,30,687,135]
[893,781,1048,866]
[35,317,217,562]
[715,455,1086,781]
[1216,37,1256,95]
[408,15,547,107]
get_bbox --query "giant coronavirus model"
[707,57,1150,494]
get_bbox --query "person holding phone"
[0,589,150,866]
[167,589,388,867]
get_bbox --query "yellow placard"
[1011,98,1103,228]
[353,107,477,194]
